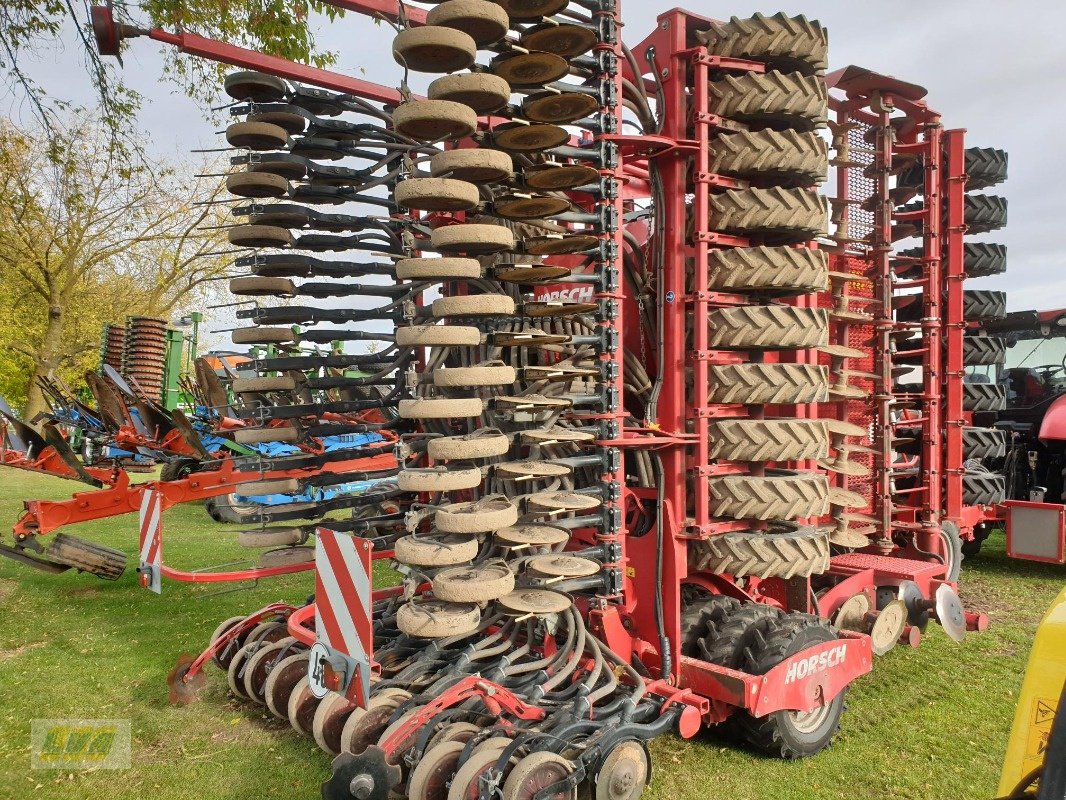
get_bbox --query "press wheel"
[523,163,599,191]
[264,652,310,719]
[428,73,512,114]
[431,148,514,183]
[522,92,599,125]
[392,26,477,73]
[287,675,323,736]
[594,742,648,800]
[393,100,478,142]
[339,690,412,755]
[396,600,482,639]
[313,692,360,755]
[502,751,576,800]
[520,24,598,58]
[394,533,481,567]
[408,740,465,800]
[432,562,515,603]
[426,0,508,45]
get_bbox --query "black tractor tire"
[963,383,1006,412]
[696,603,783,669]
[962,473,1006,506]
[964,194,1008,234]
[961,523,993,558]
[735,615,846,759]
[963,336,1006,367]
[896,147,1007,192]
[963,427,1007,461]
[964,242,1007,277]
[937,521,964,583]
[679,588,741,656]
[963,290,1007,322]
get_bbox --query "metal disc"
[828,486,869,509]
[495,460,573,479]
[523,162,599,191]
[827,270,872,285]
[522,92,599,125]
[828,383,870,400]
[840,511,880,525]
[818,457,872,477]
[836,443,877,455]
[595,741,648,800]
[495,394,573,411]
[494,524,570,548]
[897,580,931,631]
[519,24,598,59]
[935,584,968,643]
[493,122,570,152]
[490,51,569,86]
[497,588,573,615]
[166,654,206,705]
[491,328,572,347]
[829,309,874,324]
[829,526,871,549]
[493,264,572,284]
[525,554,600,578]
[833,593,871,632]
[521,427,595,445]
[870,599,907,655]
[524,235,599,256]
[527,491,602,512]
[818,343,867,359]
[824,419,867,437]
[493,194,571,220]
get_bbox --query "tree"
[0,112,231,419]
[0,1,341,142]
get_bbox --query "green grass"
[0,470,1061,799]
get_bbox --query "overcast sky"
[5,1,1061,349]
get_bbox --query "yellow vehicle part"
[998,586,1066,795]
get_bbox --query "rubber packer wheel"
[435,496,518,533]
[395,257,482,281]
[690,525,830,579]
[226,171,289,199]
[708,470,830,520]
[709,70,828,130]
[432,294,516,318]
[237,478,300,496]
[397,466,482,493]
[697,12,829,75]
[708,363,829,404]
[428,429,511,460]
[394,100,478,142]
[709,187,828,243]
[708,245,828,295]
[428,73,512,114]
[398,397,484,420]
[408,740,465,800]
[231,376,297,393]
[711,129,828,186]
[432,562,515,602]
[707,305,829,350]
[224,70,287,102]
[392,26,476,73]
[735,616,846,758]
[433,362,517,387]
[502,751,576,800]
[226,120,288,151]
[263,652,309,719]
[395,178,480,212]
[228,224,294,248]
[426,0,509,46]
[431,148,513,183]
[963,383,1006,412]
[394,533,480,567]
[238,528,305,548]
[397,599,481,638]
[231,326,294,345]
[229,275,296,297]
[233,425,299,444]
[431,224,515,255]
[708,418,829,461]
[494,0,569,22]
[395,325,482,347]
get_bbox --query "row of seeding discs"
[124,316,169,399]
[685,14,873,580]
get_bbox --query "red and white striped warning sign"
[138,488,163,594]
[310,527,373,707]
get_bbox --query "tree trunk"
[23,305,65,425]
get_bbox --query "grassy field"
[0,469,1061,800]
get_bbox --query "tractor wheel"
[963,242,1007,277]
[709,187,828,243]
[963,427,1006,461]
[964,194,1008,234]
[736,615,846,758]
[963,383,1006,412]
[708,70,827,130]
[710,129,827,186]
[707,470,830,520]
[962,473,1006,506]
[963,290,1007,321]
[963,336,1006,366]
[708,418,828,462]
[696,12,828,75]
[707,245,828,295]
[679,589,740,656]
[708,305,828,350]
[697,603,783,668]
[708,363,829,404]
[690,525,830,579]
[43,534,126,580]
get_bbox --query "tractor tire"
[708,419,829,462]
[963,383,1006,412]
[690,525,830,579]
[707,305,829,350]
[710,129,828,186]
[963,427,1006,461]
[697,603,783,669]
[964,147,1009,191]
[963,336,1006,366]
[963,290,1007,321]
[962,522,993,558]
[708,363,829,404]
[696,12,828,75]
[708,70,827,130]
[964,194,1008,234]
[707,471,830,520]
[709,187,828,243]
[679,591,741,656]
[736,615,846,758]
[43,534,127,580]
[964,242,1007,277]
[962,472,1006,506]
[707,245,828,295]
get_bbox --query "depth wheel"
[502,751,576,800]
[594,741,648,800]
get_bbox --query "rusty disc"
[520,23,598,58]
[525,554,600,578]
[495,460,572,479]
[339,691,411,755]
[524,163,599,191]
[493,194,571,221]
[829,526,872,549]
[818,457,872,477]
[520,427,595,445]
[828,485,868,509]
[524,300,599,318]
[493,263,573,284]
[494,122,571,153]
[526,490,602,512]
[494,394,572,411]
[264,652,310,719]
[313,692,359,755]
[824,418,867,437]
[818,343,866,359]
[494,524,570,548]
[166,654,206,705]
[492,327,572,346]
[496,0,569,21]
[490,51,569,85]
[524,234,598,256]
[523,92,600,125]
[287,676,322,736]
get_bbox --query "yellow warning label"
[1023,697,1058,774]
[625,566,635,578]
